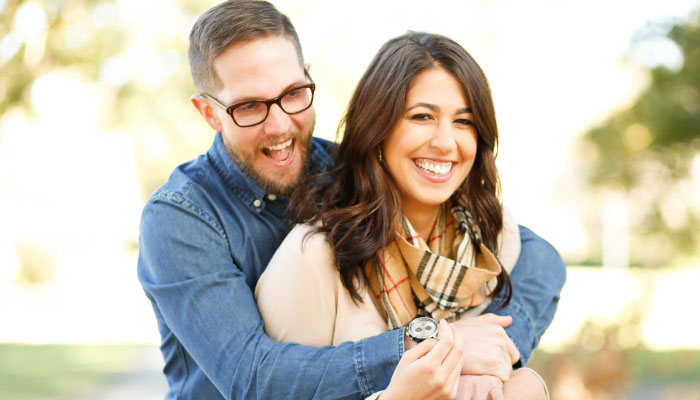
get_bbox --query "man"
[137,1,566,399]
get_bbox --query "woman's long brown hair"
[289,31,512,306]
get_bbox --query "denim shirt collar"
[206,132,333,214]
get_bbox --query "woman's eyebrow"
[405,104,473,114]
[406,102,438,112]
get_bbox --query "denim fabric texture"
[138,132,566,399]
[483,226,567,366]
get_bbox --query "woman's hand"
[451,314,520,381]
[456,369,550,400]
[455,375,504,400]
[381,320,464,400]
[502,368,549,400]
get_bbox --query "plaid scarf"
[365,202,502,329]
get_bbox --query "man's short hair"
[188,0,304,94]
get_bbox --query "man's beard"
[225,131,314,196]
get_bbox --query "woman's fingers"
[456,375,504,400]
[446,357,462,398]
[423,320,455,365]
[399,337,437,365]
[439,324,464,398]
[440,324,464,373]
[488,386,506,400]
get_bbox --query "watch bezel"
[406,317,439,343]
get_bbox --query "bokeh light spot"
[628,36,685,71]
[0,32,22,62]
[92,3,117,28]
[14,2,47,42]
[623,123,653,152]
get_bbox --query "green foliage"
[583,12,700,266]
[0,343,148,399]
[1,0,125,115]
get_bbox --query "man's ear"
[190,95,223,132]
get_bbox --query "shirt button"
[253,199,262,207]
[267,194,277,201]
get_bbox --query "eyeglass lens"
[233,86,313,126]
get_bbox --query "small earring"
[378,148,383,162]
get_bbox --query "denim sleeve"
[137,196,402,399]
[483,225,566,366]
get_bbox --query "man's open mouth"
[262,138,295,164]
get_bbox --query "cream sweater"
[255,208,521,346]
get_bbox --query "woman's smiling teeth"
[414,158,453,176]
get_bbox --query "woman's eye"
[455,118,474,126]
[410,113,433,121]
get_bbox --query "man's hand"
[382,320,463,400]
[451,314,520,381]
[456,375,505,400]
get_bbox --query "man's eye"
[239,102,258,111]
[286,89,300,98]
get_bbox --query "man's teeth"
[265,139,293,151]
[415,159,452,176]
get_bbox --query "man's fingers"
[476,313,513,328]
[505,336,520,365]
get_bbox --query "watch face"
[408,317,439,341]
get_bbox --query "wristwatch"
[405,317,439,343]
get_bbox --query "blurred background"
[0,0,698,399]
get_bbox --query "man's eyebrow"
[227,79,307,105]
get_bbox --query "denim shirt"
[138,132,566,399]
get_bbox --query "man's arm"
[482,225,567,366]
[137,196,402,399]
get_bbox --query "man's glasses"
[201,72,315,128]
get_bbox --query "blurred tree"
[0,0,124,115]
[0,0,214,199]
[583,12,700,267]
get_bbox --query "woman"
[255,32,547,399]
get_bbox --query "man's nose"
[263,103,292,135]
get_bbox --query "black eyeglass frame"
[200,71,315,128]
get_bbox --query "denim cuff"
[503,301,535,367]
[353,329,403,397]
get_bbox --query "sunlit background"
[1,0,699,398]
